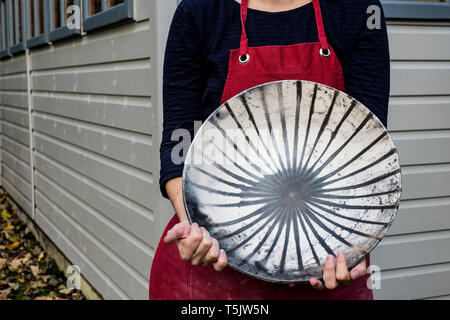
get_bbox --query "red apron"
[150,0,373,300]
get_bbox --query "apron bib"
[150,0,373,300]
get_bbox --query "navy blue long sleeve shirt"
[160,0,390,199]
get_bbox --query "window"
[48,0,81,42]
[1,0,134,58]
[382,0,450,19]
[0,0,10,58]
[26,0,49,48]
[82,0,133,32]
[10,0,27,54]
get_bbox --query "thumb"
[163,222,190,244]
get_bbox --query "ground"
[0,189,86,300]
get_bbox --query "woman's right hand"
[163,220,228,271]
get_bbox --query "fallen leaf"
[37,252,45,262]
[3,225,14,231]
[0,258,6,271]
[59,288,74,295]
[30,265,40,277]
[8,282,18,290]
[0,288,11,299]
[34,296,63,300]
[1,210,11,220]
[5,241,20,251]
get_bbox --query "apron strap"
[312,0,329,52]
[240,0,249,59]
[238,0,330,58]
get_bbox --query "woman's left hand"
[308,253,367,290]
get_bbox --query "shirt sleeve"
[159,2,204,199]
[343,0,390,127]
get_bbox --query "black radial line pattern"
[320,168,402,193]
[225,207,282,254]
[209,117,271,177]
[183,80,402,283]
[300,208,335,256]
[263,211,289,261]
[305,203,381,240]
[279,208,293,273]
[237,96,284,178]
[259,86,289,179]
[238,210,285,266]
[295,207,320,266]
[291,208,304,270]
[277,83,291,172]
[307,200,389,226]
[297,84,318,176]
[225,101,280,177]
[302,205,361,253]
[314,148,397,189]
[304,113,374,182]
[300,90,339,177]
[310,133,390,187]
[193,144,282,192]
[291,81,302,175]
[304,100,358,177]
[202,135,266,182]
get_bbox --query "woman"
[150,0,390,300]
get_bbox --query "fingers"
[350,256,367,281]
[323,255,339,290]
[178,223,203,261]
[213,249,227,271]
[191,227,213,266]
[163,221,190,244]
[203,237,221,266]
[335,252,351,285]
[309,278,324,290]
[171,222,227,270]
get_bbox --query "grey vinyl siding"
[0,53,33,215]
[0,1,449,300]
[29,5,155,300]
[371,21,450,300]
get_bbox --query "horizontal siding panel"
[0,91,29,109]
[35,190,149,299]
[33,112,155,173]
[423,295,450,300]
[391,130,450,165]
[373,263,450,300]
[387,197,450,236]
[0,73,28,91]
[401,164,450,200]
[0,55,27,75]
[2,178,32,215]
[1,148,31,183]
[372,230,450,270]
[1,163,32,202]
[1,121,30,147]
[33,133,156,210]
[31,60,151,97]
[388,96,450,131]
[35,171,154,279]
[388,25,450,61]
[391,61,450,96]
[33,151,157,246]
[1,106,29,129]
[1,135,30,164]
[31,24,152,71]
[32,92,153,135]
[35,208,127,300]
